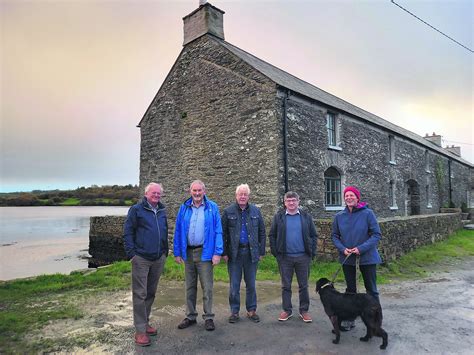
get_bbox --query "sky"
[1,0,472,193]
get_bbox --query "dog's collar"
[317,282,332,293]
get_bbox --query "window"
[326,113,338,148]
[389,135,396,164]
[324,167,341,206]
[389,180,398,209]
[424,150,430,173]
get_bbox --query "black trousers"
[342,263,379,303]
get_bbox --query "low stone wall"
[317,212,463,263]
[88,213,463,267]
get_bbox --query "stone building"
[138,2,472,223]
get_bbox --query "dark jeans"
[228,247,258,314]
[277,254,311,314]
[184,247,214,320]
[131,254,166,333]
[342,263,379,303]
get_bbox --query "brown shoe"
[228,313,240,323]
[134,333,151,347]
[299,312,312,323]
[205,319,215,331]
[278,311,293,321]
[177,318,197,329]
[146,325,158,335]
[247,311,260,323]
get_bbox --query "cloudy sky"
[1,0,472,192]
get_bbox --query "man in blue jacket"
[123,182,168,347]
[174,180,223,331]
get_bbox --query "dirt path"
[39,257,474,354]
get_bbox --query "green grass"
[59,198,81,206]
[0,229,472,353]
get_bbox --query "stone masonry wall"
[281,90,472,219]
[89,213,463,266]
[139,35,282,229]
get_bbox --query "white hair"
[189,179,206,190]
[235,184,251,195]
[145,182,163,194]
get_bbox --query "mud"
[38,258,474,354]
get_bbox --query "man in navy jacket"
[123,182,169,347]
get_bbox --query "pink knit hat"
[343,186,361,201]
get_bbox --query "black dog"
[315,277,388,350]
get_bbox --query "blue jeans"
[342,263,379,303]
[278,254,311,314]
[228,247,258,314]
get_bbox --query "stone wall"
[89,213,463,266]
[316,212,463,263]
[139,35,282,230]
[281,89,472,219]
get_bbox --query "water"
[0,206,129,281]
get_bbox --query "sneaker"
[299,312,312,323]
[228,313,240,323]
[205,319,215,331]
[247,310,260,323]
[278,311,293,321]
[177,318,197,329]
[134,333,151,347]
[146,325,157,336]
[340,320,355,331]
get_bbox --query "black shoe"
[205,319,215,331]
[177,318,197,329]
[247,311,260,323]
[340,320,355,331]
[228,314,240,323]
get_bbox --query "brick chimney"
[424,132,442,147]
[183,2,225,46]
[445,145,461,156]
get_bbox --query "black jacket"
[222,203,266,263]
[269,209,317,258]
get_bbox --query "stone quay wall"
[89,213,463,267]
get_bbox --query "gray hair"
[145,182,163,194]
[284,191,299,201]
[235,184,251,195]
[189,179,206,190]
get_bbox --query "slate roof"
[214,37,472,167]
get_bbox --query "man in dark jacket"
[123,182,168,347]
[269,191,317,323]
[222,184,266,323]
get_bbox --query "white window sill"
[389,206,398,210]
[389,160,397,165]
[425,170,431,173]
[427,204,433,209]
[328,145,342,151]
[325,206,344,211]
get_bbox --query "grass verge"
[0,229,472,352]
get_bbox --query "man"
[222,184,266,323]
[123,182,168,347]
[173,180,223,331]
[269,191,318,323]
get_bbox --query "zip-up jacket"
[331,204,382,266]
[123,197,169,260]
[173,195,223,261]
[269,209,317,258]
[222,202,266,263]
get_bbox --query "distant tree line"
[0,185,140,206]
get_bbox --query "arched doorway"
[406,179,420,215]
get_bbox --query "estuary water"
[0,206,129,281]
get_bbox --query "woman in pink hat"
[331,186,382,331]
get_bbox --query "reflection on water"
[0,206,129,280]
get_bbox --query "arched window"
[324,167,341,206]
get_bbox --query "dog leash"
[330,252,353,284]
